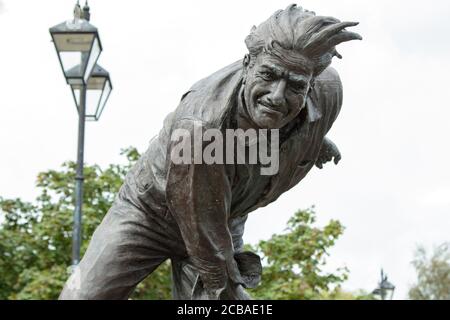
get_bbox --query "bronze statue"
[60,4,361,300]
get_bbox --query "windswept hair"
[245,4,362,76]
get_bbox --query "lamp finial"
[82,1,91,21]
[73,1,82,21]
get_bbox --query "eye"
[259,71,275,81]
[289,81,307,93]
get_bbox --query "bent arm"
[166,120,242,298]
[314,67,344,169]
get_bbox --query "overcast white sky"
[1,0,449,299]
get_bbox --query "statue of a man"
[60,4,361,300]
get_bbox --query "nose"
[267,79,287,108]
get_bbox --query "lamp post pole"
[72,2,90,267]
[73,83,86,265]
[50,1,112,269]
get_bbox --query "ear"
[242,54,251,84]
[308,78,316,95]
[243,54,250,68]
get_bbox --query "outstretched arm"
[314,67,344,170]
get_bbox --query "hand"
[315,138,341,169]
[191,277,224,300]
[190,267,252,300]
[221,282,252,300]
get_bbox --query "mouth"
[257,101,285,117]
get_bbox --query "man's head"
[242,4,362,129]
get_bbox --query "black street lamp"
[49,1,112,268]
[372,269,396,300]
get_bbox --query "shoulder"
[171,60,244,129]
[189,59,244,92]
[314,67,342,96]
[308,67,343,128]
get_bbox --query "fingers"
[316,152,341,168]
[315,159,323,169]
[332,48,343,59]
[334,154,342,165]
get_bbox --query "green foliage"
[320,289,374,300]
[131,261,172,300]
[0,147,172,300]
[1,148,352,300]
[249,207,348,300]
[408,243,450,300]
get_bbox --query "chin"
[253,116,283,129]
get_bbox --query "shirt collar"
[305,94,322,123]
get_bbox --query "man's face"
[243,53,313,129]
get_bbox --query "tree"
[0,149,352,300]
[0,147,171,300]
[408,243,450,300]
[249,207,349,300]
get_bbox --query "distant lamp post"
[372,269,395,300]
[49,1,112,268]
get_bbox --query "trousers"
[59,184,251,299]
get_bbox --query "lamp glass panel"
[71,86,102,118]
[96,80,112,119]
[59,52,83,76]
[71,76,109,120]
[53,33,99,81]
[86,89,103,118]
[72,87,81,110]
[83,38,101,83]
[385,288,394,300]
